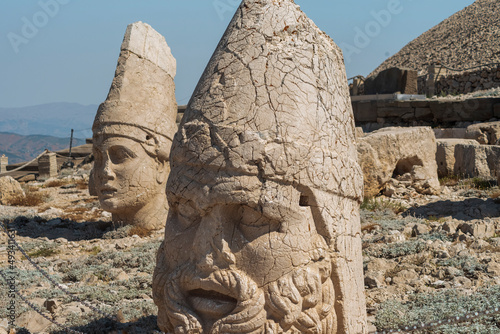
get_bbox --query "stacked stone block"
[38,153,57,179]
[0,155,8,174]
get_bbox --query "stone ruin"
[90,21,177,231]
[153,0,367,333]
[433,121,500,181]
[357,127,441,198]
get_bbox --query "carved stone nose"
[102,159,115,180]
[192,214,236,273]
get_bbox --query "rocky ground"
[1,167,500,333]
[369,0,500,77]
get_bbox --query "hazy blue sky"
[1,0,474,108]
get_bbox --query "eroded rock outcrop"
[90,22,177,231]
[153,1,366,333]
[358,127,440,198]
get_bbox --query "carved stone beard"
[154,258,336,334]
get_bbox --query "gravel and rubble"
[362,178,500,333]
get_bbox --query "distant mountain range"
[0,102,98,139]
[0,132,85,164]
[0,102,95,164]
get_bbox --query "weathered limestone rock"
[38,152,58,180]
[465,121,500,145]
[358,127,440,197]
[0,155,7,174]
[454,144,500,178]
[16,311,52,333]
[436,139,479,177]
[459,221,496,239]
[0,176,24,205]
[153,1,367,333]
[90,21,177,231]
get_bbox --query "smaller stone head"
[90,22,177,230]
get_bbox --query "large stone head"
[153,1,366,333]
[91,22,177,231]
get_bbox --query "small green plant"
[417,231,452,242]
[86,246,102,255]
[26,246,60,258]
[375,286,500,333]
[361,198,407,214]
[365,240,426,259]
[439,174,466,186]
[470,177,495,190]
[438,254,487,277]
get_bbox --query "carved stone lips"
[188,288,237,318]
[99,186,117,198]
[182,274,239,318]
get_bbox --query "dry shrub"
[61,207,102,222]
[128,226,153,238]
[362,222,381,233]
[7,191,49,206]
[491,191,500,204]
[75,178,88,190]
[439,174,460,186]
[44,179,69,188]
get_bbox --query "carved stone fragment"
[90,22,177,231]
[153,1,366,333]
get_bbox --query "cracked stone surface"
[153,1,366,333]
[90,21,177,231]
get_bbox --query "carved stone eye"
[299,195,310,207]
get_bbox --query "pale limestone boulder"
[358,127,440,197]
[465,121,500,145]
[436,139,479,177]
[0,176,24,205]
[454,144,500,178]
[90,22,177,231]
[16,311,52,333]
[153,0,367,333]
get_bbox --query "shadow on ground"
[50,315,160,334]
[403,198,500,221]
[2,216,119,241]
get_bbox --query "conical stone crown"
[93,21,177,158]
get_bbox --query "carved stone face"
[92,135,165,218]
[154,175,336,333]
